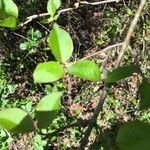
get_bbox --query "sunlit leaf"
[0,0,18,28]
[36,92,62,128]
[48,23,73,63]
[47,0,61,17]
[116,121,150,150]
[33,61,64,83]
[106,64,141,83]
[0,0,18,19]
[0,17,17,28]
[0,108,34,133]
[67,60,101,81]
[139,79,150,110]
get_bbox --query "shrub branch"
[79,0,147,149]
[19,0,121,27]
[115,0,147,68]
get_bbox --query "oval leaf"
[33,61,64,83]
[139,79,150,110]
[0,0,18,18]
[0,108,34,133]
[36,92,62,128]
[0,0,18,28]
[0,17,16,28]
[47,0,61,17]
[48,23,73,63]
[67,60,101,81]
[116,121,150,150]
[106,64,141,83]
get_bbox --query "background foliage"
[0,0,150,149]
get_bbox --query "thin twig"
[10,32,28,40]
[115,0,146,68]
[80,0,120,5]
[101,49,112,69]
[19,0,121,27]
[81,43,123,61]
[19,8,74,27]
[19,13,49,27]
[37,21,50,32]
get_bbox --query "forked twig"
[19,8,73,27]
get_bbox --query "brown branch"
[79,90,107,149]
[81,43,123,61]
[79,0,147,149]
[115,0,146,68]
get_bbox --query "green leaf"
[48,23,73,63]
[0,108,34,133]
[47,0,61,17]
[67,60,101,81]
[19,42,29,50]
[0,0,18,28]
[33,61,64,83]
[116,121,150,150]
[106,64,141,83]
[0,17,17,28]
[0,0,18,19]
[139,79,150,110]
[36,92,62,128]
